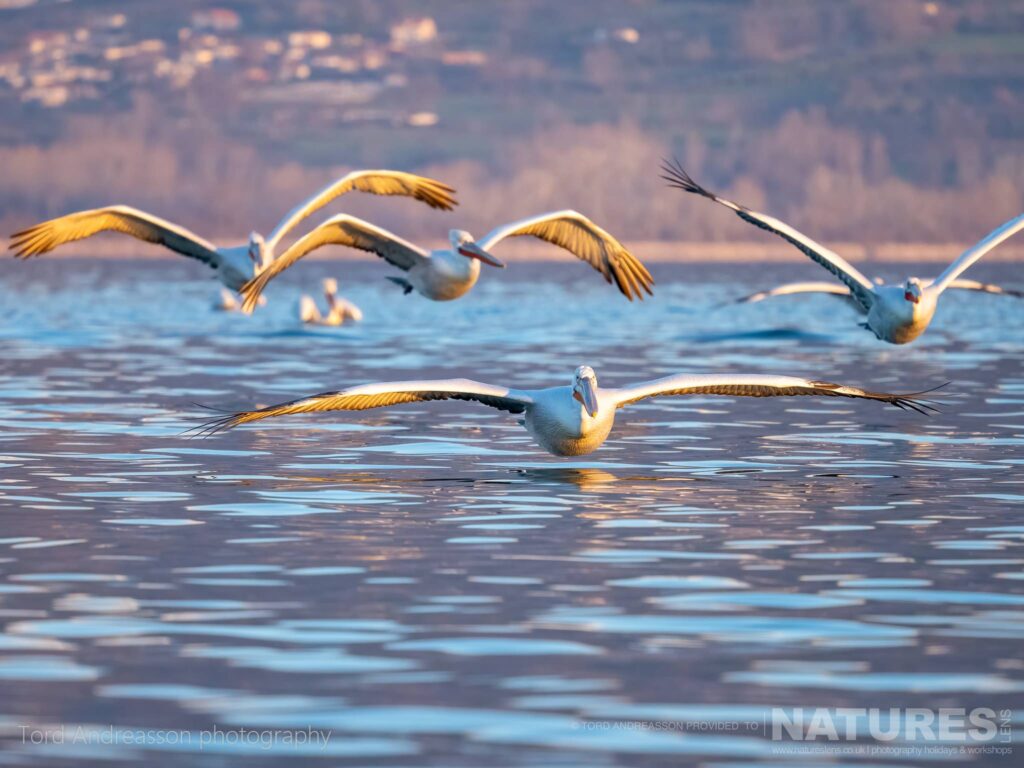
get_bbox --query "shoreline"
[7,240,1024,262]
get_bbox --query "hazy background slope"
[1,0,1022,248]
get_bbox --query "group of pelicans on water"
[9,164,1024,457]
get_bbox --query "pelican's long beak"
[458,241,505,268]
[573,377,599,418]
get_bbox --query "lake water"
[1,258,1022,766]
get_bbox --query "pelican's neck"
[563,385,603,436]
[901,286,932,321]
[437,249,480,279]
[523,385,615,457]
[249,236,273,273]
[868,284,936,343]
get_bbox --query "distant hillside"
[1,0,1022,245]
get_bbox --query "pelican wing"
[266,170,458,250]
[662,160,876,311]
[476,210,654,301]
[732,280,856,305]
[931,213,1024,294]
[941,278,1024,299]
[611,373,939,415]
[10,205,220,265]
[195,379,533,435]
[241,214,429,313]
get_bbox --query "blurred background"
[1,0,1022,252]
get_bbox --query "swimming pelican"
[9,170,457,291]
[195,366,938,457]
[662,160,1024,344]
[299,278,363,326]
[238,210,653,312]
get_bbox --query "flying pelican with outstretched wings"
[195,366,939,457]
[663,160,1024,344]
[10,170,457,292]
[237,210,654,312]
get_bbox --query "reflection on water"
[1,259,1022,766]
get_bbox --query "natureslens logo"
[771,708,1012,744]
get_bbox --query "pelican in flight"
[9,170,457,291]
[238,210,653,312]
[299,278,363,326]
[195,366,937,457]
[663,160,1024,344]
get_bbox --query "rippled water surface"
[1,259,1022,766]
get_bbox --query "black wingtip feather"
[888,382,950,416]
[183,413,241,439]
[178,402,245,439]
[660,157,718,200]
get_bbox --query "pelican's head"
[572,365,599,418]
[248,231,267,266]
[903,277,923,305]
[449,229,505,268]
[322,277,338,308]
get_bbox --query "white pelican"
[663,160,1024,344]
[237,210,653,312]
[195,366,938,457]
[299,278,363,326]
[9,170,457,291]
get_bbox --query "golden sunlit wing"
[10,205,221,265]
[193,378,533,436]
[611,373,941,415]
[661,160,876,311]
[476,210,654,301]
[240,214,429,313]
[266,170,458,250]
